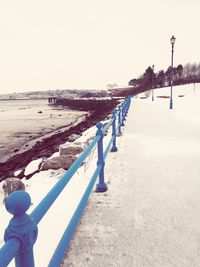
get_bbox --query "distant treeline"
[121,63,200,96]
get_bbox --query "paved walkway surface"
[61,100,200,267]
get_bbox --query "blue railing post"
[127,96,131,114]
[124,97,129,119]
[111,109,118,152]
[122,100,126,122]
[121,103,125,126]
[117,105,122,136]
[96,122,108,192]
[4,191,38,267]
[123,97,131,123]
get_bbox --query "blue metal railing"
[0,96,131,267]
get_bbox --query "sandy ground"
[61,91,200,266]
[0,100,87,163]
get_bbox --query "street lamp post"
[170,35,176,109]
[152,64,155,101]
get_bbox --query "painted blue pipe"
[117,105,122,135]
[48,121,117,266]
[102,118,113,135]
[0,238,21,267]
[31,136,100,224]
[96,122,108,192]
[111,109,118,152]
[121,103,125,126]
[0,96,132,267]
[48,164,102,266]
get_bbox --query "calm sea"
[0,98,54,112]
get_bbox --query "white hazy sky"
[0,0,200,93]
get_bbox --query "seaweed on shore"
[0,98,120,181]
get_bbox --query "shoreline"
[0,98,120,180]
[0,113,87,165]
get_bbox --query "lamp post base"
[152,90,154,101]
[170,98,173,110]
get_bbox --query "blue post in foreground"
[111,109,118,152]
[3,191,38,267]
[96,122,108,192]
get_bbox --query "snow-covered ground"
[1,83,200,266]
[61,83,200,266]
[152,84,200,125]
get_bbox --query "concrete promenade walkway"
[62,99,200,267]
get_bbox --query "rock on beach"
[41,155,78,171]
[0,178,25,201]
[68,134,81,142]
[24,158,44,177]
[59,143,84,156]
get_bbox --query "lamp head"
[170,35,176,45]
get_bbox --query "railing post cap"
[5,191,31,216]
[96,122,103,129]
[4,191,38,255]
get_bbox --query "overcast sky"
[0,0,200,93]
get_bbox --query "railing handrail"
[30,135,100,224]
[0,96,132,267]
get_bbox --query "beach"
[0,99,87,177]
[0,98,119,179]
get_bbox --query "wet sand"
[0,99,87,163]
